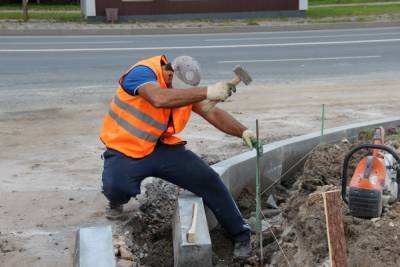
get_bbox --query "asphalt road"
[1,25,400,92]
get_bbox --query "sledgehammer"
[202,65,252,112]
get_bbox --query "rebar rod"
[321,104,325,139]
[255,119,263,264]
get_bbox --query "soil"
[118,180,180,267]
[2,76,400,266]
[233,131,400,267]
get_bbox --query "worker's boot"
[233,239,252,258]
[105,202,125,220]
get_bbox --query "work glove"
[242,129,258,149]
[206,81,236,101]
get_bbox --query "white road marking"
[1,41,134,45]
[2,30,397,45]
[0,38,400,52]
[218,55,381,63]
[205,32,400,42]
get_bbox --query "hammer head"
[233,65,252,85]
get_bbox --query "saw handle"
[341,144,400,204]
[201,76,242,113]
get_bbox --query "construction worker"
[100,55,256,258]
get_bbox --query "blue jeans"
[101,143,250,241]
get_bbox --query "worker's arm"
[192,101,246,138]
[193,101,257,148]
[138,83,207,108]
[138,82,235,108]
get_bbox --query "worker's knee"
[101,168,141,204]
[103,182,136,204]
[184,153,219,180]
[183,162,227,195]
[196,165,223,188]
[101,149,143,204]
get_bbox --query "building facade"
[81,0,308,21]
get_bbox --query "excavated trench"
[116,128,400,266]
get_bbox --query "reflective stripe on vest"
[107,109,160,143]
[113,95,167,131]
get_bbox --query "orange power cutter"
[341,127,400,218]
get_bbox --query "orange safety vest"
[100,55,192,158]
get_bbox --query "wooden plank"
[322,190,348,267]
[187,203,198,243]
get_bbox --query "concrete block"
[74,225,116,267]
[173,192,212,267]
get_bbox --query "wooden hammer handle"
[230,76,241,86]
[201,76,242,113]
[187,203,198,243]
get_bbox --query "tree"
[22,0,29,22]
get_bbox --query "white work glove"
[206,81,236,101]
[242,129,257,149]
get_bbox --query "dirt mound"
[234,142,355,266]
[262,139,400,267]
[233,135,400,267]
[117,179,180,266]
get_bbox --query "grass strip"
[0,3,80,11]
[0,12,82,22]
[308,3,400,18]
[310,0,399,5]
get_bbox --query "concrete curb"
[0,21,399,36]
[213,116,400,197]
[173,192,212,267]
[74,225,115,267]
[205,117,400,229]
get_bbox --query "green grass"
[358,129,375,142]
[245,19,260,26]
[0,3,80,11]
[387,129,400,143]
[358,128,400,143]
[0,11,82,22]
[310,0,399,5]
[308,3,400,18]
[387,133,400,142]
[0,3,81,22]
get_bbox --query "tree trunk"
[22,0,29,22]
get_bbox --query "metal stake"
[255,119,263,264]
[321,104,325,139]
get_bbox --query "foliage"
[308,4,400,18]
[0,0,78,3]
[0,3,80,10]
[0,11,82,22]
[310,0,399,5]
[387,129,400,143]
